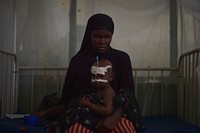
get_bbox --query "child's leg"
[64,128,69,133]
[59,107,82,131]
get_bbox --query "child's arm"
[79,89,113,116]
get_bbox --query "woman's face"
[91,29,112,54]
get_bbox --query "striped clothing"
[68,117,136,133]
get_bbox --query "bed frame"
[0,48,199,133]
[0,50,18,118]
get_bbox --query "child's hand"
[79,96,91,107]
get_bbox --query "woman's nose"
[99,38,106,44]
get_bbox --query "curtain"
[1,0,199,120]
[177,0,200,56]
[16,0,70,67]
[0,0,15,53]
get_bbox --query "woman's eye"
[94,35,101,39]
[105,35,111,39]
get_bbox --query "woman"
[35,13,142,133]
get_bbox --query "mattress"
[0,115,200,133]
[139,115,200,133]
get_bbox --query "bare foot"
[19,126,28,132]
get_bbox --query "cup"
[24,115,39,126]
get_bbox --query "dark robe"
[60,13,135,107]
[57,13,144,132]
[60,47,135,107]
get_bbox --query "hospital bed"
[0,48,200,133]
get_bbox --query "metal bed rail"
[18,66,178,116]
[177,48,200,126]
[133,67,177,116]
[0,50,18,118]
[1,48,198,124]
[18,67,67,113]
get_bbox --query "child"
[50,59,143,132]
[61,59,116,132]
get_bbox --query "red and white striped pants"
[68,117,136,133]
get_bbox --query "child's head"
[90,59,113,88]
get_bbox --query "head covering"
[80,13,114,52]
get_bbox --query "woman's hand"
[96,107,123,132]
[32,104,65,121]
